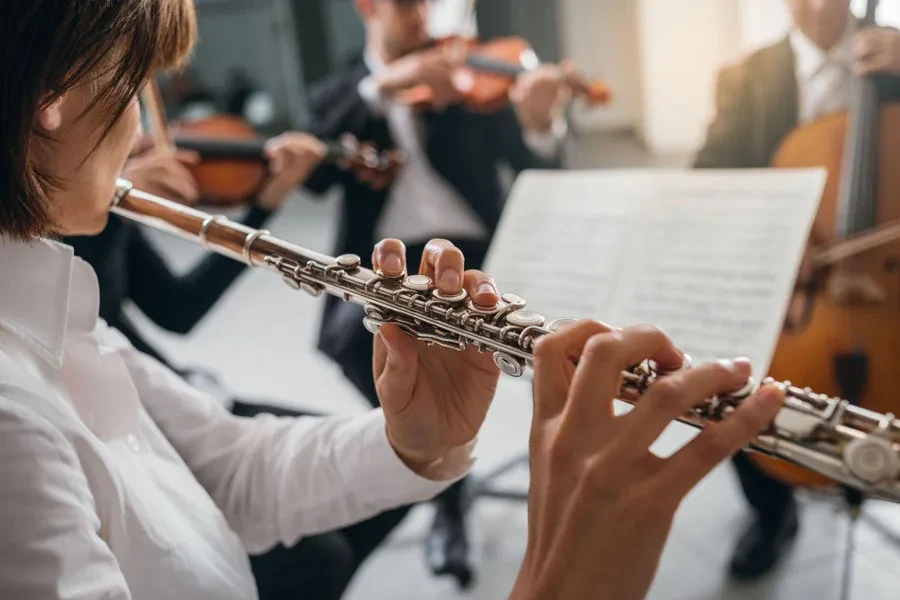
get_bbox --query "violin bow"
[140,77,174,149]
[463,0,476,36]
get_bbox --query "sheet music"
[484,169,826,378]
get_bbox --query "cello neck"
[836,0,880,238]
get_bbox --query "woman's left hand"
[371,238,501,476]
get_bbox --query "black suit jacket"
[304,55,560,360]
[695,37,900,169]
[65,206,273,372]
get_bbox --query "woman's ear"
[36,95,65,132]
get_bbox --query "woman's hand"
[370,238,501,477]
[511,322,784,600]
[256,133,328,210]
[121,146,200,205]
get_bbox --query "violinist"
[303,0,570,584]
[694,0,900,580]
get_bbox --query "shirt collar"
[790,18,856,82]
[0,237,99,368]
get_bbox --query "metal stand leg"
[833,480,900,600]
[840,503,861,600]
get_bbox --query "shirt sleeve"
[356,75,388,116]
[0,400,132,599]
[116,337,469,554]
[522,115,567,160]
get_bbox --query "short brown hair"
[1,0,197,240]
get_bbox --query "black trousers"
[732,452,794,530]
[328,239,491,516]
[231,399,411,600]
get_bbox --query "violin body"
[398,35,610,113]
[759,104,900,487]
[172,114,404,206]
[172,114,268,205]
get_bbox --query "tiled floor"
[135,134,900,599]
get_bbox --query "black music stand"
[831,350,900,600]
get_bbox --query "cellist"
[694,0,900,580]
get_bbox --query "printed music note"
[484,169,826,379]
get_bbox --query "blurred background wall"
[185,0,900,152]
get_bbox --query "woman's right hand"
[511,321,784,600]
[121,146,200,205]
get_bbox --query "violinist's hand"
[510,322,784,600]
[372,238,500,477]
[257,133,328,211]
[854,27,900,76]
[374,48,465,109]
[336,134,400,191]
[121,146,200,205]
[510,63,569,133]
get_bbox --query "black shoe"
[425,504,473,589]
[729,501,800,580]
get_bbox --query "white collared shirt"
[0,237,465,599]
[790,20,857,124]
[358,53,565,245]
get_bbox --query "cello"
[758,0,900,490]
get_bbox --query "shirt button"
[125,433,141,454]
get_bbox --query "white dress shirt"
[359,53,565,245]
[0,237,467,599]
[790,20,856,125]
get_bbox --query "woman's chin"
[88,209,111,235]
[67,209,110,237]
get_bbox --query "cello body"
[758,105,900,487]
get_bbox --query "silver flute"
[111,179,900,502]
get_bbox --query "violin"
[171,114,401,205]
[396,35,611,113]
[141,81,402,206]
[757,0,900,490]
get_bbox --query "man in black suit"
[695,0,900,580]
[303,0,569,586]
